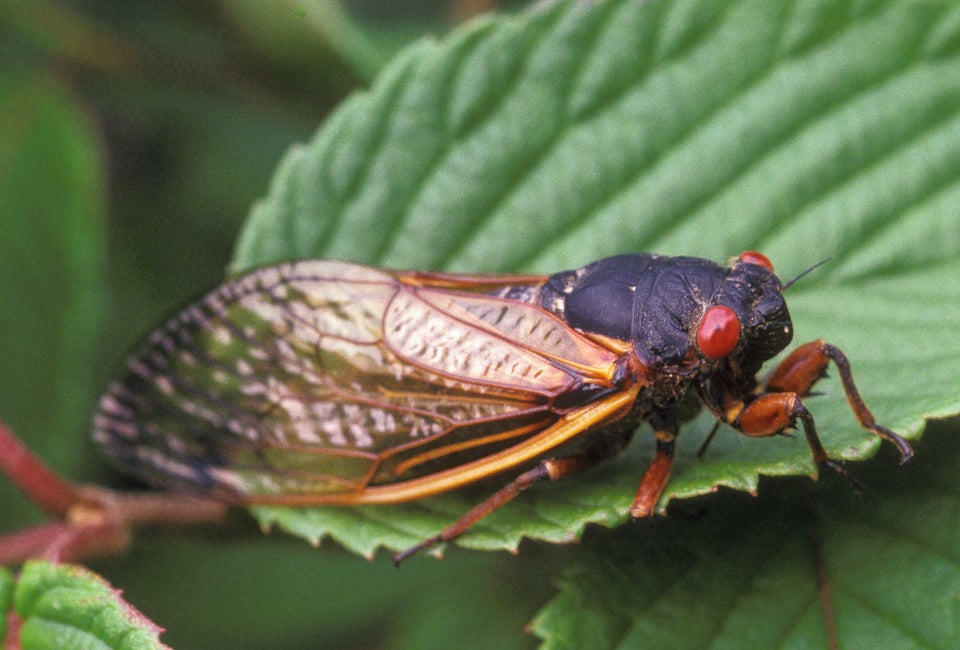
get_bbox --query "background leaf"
[237,0,960,564]
[0,566,12,643]
[0,68,106,464]
[12,561,167,650]
[530,420,960,649]
[0,67,106,527]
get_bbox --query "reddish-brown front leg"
[735,339,912,472]
[765,340,912,462]
[629,415,678,518]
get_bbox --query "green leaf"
[0,68,107,536]
[0,68,106,470]
[236,0,960,560]
[531,422,960,649]
[0,566,12,643]
[10,561,168,650]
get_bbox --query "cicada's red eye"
[696,305,740,359]
[737,251,774,271]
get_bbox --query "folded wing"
[93,260,624,501]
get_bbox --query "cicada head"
[697,252,793,377]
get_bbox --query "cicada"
[93,251,912,561]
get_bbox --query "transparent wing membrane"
[94,261,624,500]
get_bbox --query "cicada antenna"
[781,258,831,290]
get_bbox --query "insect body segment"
[93,252,912,561]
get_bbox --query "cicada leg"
[764,340,913,463]
[732,339,913,478]
[393,431,634,565]
[628,415,678,518]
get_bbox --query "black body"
[539,253,793,373]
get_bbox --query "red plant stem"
[0,420,81,517]
[4,609,22,650]
[0,522,73,566]
[0,420,231,565]
[0,492,230,565]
